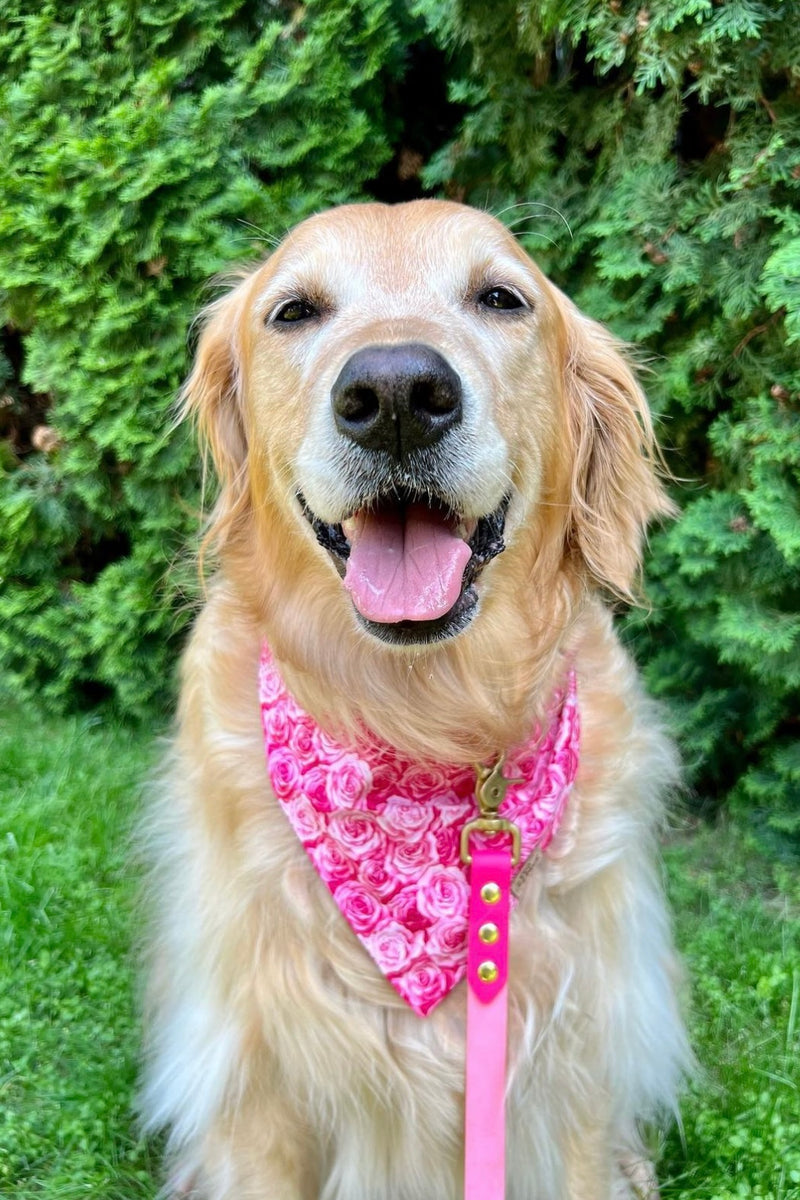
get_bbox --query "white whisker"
[494,201,574,242]
[235,219,284,249]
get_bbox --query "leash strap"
[464,841,512,1200]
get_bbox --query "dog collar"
[258,643,580,1016]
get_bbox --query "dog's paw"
[618,1153,660,1200]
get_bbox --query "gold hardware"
[480,882,501,905]
[477,961,499,984]
[461,752,523,864]
[475,755,523,815]
[479,922,499,944]
[460,817,521,866]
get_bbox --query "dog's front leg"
[562,1133,660,1200]
[168,1099,319,1200]
[561,1125,614,1200]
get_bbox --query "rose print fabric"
[259,645,580,1016]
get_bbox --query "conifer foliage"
[0,0,411,711]
[415,0,800,834]
[1,0,798,829]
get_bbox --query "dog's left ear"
[562,299,675,602]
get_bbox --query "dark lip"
[298,490,510,644]
[355,584,480,645]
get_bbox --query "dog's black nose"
[331,343,463,457]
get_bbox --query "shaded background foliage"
[1,0,798,838]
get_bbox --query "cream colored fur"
[141,200,690,1199]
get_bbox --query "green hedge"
[1,0,798,834]
[414,0,800,835]
[0,0,415,710]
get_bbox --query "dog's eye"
[478,287,526,311]
[272,298,319,325]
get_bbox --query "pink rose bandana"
[259,645,580,1016]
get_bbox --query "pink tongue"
[344,503,472,623]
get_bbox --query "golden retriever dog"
[141,200,690,1199]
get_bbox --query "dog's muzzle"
[300,343,509,646]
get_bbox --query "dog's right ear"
[179,283,249,557]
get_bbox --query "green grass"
[660,825,800,1199]
[0,701,798,1198]
[0,703,161,1197]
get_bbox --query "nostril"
[338,385,380,426]
[409,376,459,418]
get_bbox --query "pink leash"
[464,843,512,1199]
[461,759,520,1200]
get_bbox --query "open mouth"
[300,490,509,644]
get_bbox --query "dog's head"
[183,200,671,659]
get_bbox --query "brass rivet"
[480,882,501,905]
[479,922,500,945]
[478,961,499,983]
